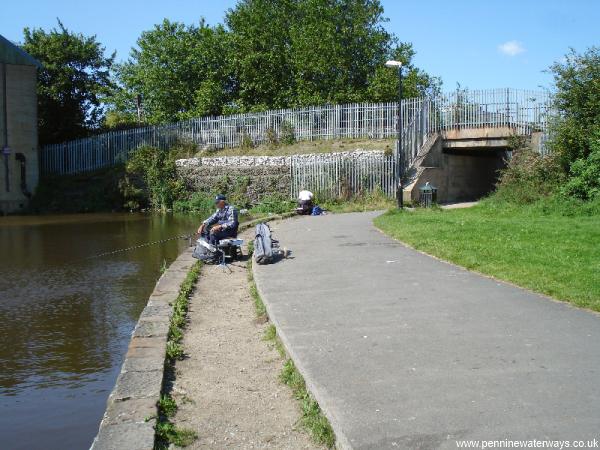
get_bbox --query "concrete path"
[253,212,600,450]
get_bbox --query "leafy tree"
[114,19,232,124]
[111,1,440,121]
[289,0,439,104]
[225,0,440,110]
[22,20,115,145]
[549,47,600,167]
[365,42,441,101]
[225,0,296,111]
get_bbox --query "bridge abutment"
[404,127,538,204]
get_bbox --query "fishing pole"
[84,232,195,260]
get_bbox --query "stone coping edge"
[88,212,296,450]
[89,247,196,450]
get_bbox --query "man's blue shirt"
[203,204,239,231]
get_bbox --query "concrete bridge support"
[404,127,540,204]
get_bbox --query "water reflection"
[0,212,200,450]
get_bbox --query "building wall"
[0,63,38,214]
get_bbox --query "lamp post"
[385,60,403,208]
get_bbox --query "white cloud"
[498,40,525,56]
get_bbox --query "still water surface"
[0,213,200,450]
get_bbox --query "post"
[396,66,404,208]
[2,62,9,192]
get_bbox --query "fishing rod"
[84,232,195,261]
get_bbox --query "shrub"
[265,126,278,147]
[493,135,564,204]
[170,139,199,159]
[240,130,254,150]
[250,196,295,214]
[173,192,214,214]
[560,128,600,200]
[549,47,600,168]
[124,145,185,211]
[280,120,296,145]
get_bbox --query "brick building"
[0,34,41,214]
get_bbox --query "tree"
[289,0,439,104]
[225,0,296,111]
[22,20,115,145]
[225,0,440,110]
[549,47,600,167]
[111,1,440,121]
[114,19,232,124]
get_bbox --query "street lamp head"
[385,60,402,68]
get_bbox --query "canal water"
[0,213,200,450]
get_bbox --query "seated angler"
[297,189,314,215]
[197,194,239,245]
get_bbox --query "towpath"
[254,212,600,449]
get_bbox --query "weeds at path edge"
[247,259,336,448]
[154,261,202,449]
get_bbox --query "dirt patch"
[170,230,321,449]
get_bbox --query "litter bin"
[418,182,437,207]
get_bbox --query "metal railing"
[290,152,396,200]
[397,88,552,171]
[40,88,552,175]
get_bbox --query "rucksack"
[254,223,276,265]
[192,238,218,262]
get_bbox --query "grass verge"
[374,199,600,312]
[155,261,202,449]
[246,258,336,448]
[320,189,396,213]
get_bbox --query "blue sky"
[1,0,598,91]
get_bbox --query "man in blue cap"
[197,194,239,245]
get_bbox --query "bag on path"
[192,238,217,262]
[254,223,276,265]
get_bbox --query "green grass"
[247,260,336,448]
[200,138,393,157]
[155,261,202,449]
[320,189,396,213]
[280,359,336,448]
[374,198,600,311]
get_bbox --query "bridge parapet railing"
[40,88,552,175]
[397,88,552,170]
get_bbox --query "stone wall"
[176,150,385,203]
[91,248,196,450]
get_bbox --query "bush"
[560,129,600,200]
[250,196,295,214]
[240,131,254,151]
[124,145,185,211]
[280,120,296,145]
[170,139,199,159]
[265,126,278,147]
[173,192,214,214]
[493,147,564,204]
[549,47,600,168]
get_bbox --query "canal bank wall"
[89,214,295,450]
[90,246,196,450]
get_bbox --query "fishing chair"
[213,238,243,272]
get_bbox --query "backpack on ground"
[254,223,276,265]
[192,238,218,263]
